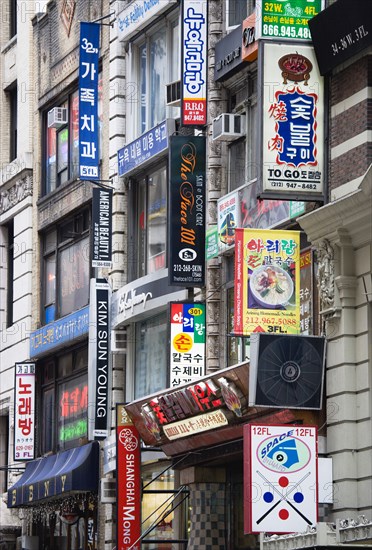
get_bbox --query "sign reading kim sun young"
[88,279,111,440]
[234,228,300,336]
[116,405,141,550]
[181,0,208,126]
[79,22,100,180]
[260,43,324,201]
[168,135,206,287]
[92,187,112,268]
[170,302,206,387]
[14,363,36,461]
[244,424,318,534]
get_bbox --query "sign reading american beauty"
[14,363,36,461]
[234,228,300,336]
[116,404,141,550]
[92,187,113,268]
[168,135,206,287]
[244,424,318,533]
[170,302,206,387]
[256,0,323,42]
[79,22,100,180]
[181,0,208,125]
[259,42,324,201]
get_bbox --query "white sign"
[117,0,177,41]
[261,43,324,199]
[14,363,36,461]
[244,424,318,534]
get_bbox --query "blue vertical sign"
[79,22,100,180]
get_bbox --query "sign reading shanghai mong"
[260,43,324,200]
[234,228,300,335]
[79,22,100,180]
[181,0,208,126]
[168,135,206,287]
[255,0,323,42]
[244,424,318,534]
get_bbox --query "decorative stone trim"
[0,174,33,215]
[316,239,335,311]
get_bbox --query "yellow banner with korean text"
[234,228,300,335]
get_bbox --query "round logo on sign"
[119,428,139,452]
[257,434,311,473]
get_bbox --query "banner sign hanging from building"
[255,0,323,42]
[259,43,324,201]
[88,279,111,440]
[181,0,208,126]
[168,135,206,287]
[244,424,318,533]
[14,363,36,461]
[116,404,141,550]
[170,302,206,387]
[92,187,113,268]
[79,22,100,180]
[234,228,300,335]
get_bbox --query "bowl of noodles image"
[249,265,294,309]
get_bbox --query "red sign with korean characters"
[244,424,318,534]
[116,404,141,550]
[14,363,36,461]
[170,302,206,388]
[234,228,300,336]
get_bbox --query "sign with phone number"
[256,0,323,42]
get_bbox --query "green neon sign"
[59,419,87,443]
[256,0,323,41]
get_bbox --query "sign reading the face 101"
[256,0,323,41]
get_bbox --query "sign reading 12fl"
[244,424,318,534]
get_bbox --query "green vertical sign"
[256,0,323,41]
[206,226,219,260]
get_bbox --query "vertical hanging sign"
[117,404,141,550]
[88,278,111,440]
[92,187,113,268]
[79,22,100,180]
[181,0,208,126]
[14,363,36,461]
[168,135,206,287]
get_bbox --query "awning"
[7,441,99,508]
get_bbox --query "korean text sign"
[244,424,318,533]
[261,43,324,199]
[116,405,141,550]
[79,22,100,180]
[181,0,208,125]
[256,0,322,42]
[234,228,300,335]
[170,302,206,387]
[14,363,36,461]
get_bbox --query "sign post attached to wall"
[79,22,100,180]
[92,187,113,268]
[14,363,36,461]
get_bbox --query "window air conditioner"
[100,479,116,503]
[47,107,68,128]
[212,113,246,141]
[166,80,181,107]
[111,329,127,354]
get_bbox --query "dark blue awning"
[8,441,99,508]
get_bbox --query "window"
[8,84,17,162]
[9,0,17,38]
[0,416,9,493]
[229,139,246,191]
[42,209,90,324]
[135,313,168,399]
[6,219,14,327]
[45,78,102,195]
[39,347,88,454]
[132,15,180,137]
[226,0,249,29]
[129,165,167,280]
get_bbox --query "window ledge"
[1,35,17,55]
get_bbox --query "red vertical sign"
[117,404,141,550]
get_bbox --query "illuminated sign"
[60,419,88,443]
[256,0,322,42]
[14,363,36,461]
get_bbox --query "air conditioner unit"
[111,329,127,354]
[166,80,181,107]
[249,333,326,410]
[101,478,116,503]
[47,107,68,128]
[212,113,246,141]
